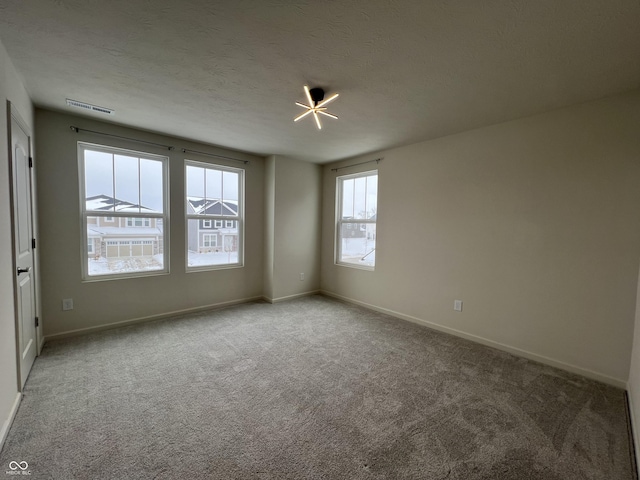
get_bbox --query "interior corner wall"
[627,265,640,474]
[321,90,640,386]
[263,155,322,302]
[0,40,34,445]
[35,109,264,338]
[263,155,276,300]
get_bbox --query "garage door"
[106,240,154,257]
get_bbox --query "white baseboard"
[626,388,640,478]
[0,393,22,451]
[321,290,627,389]
[263,290,320,304]
[44,295,265,342]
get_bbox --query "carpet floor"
[0,295,635,479]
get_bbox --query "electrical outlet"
[454,300,463,312]
[300,273,305,281]
[62,298,74,311]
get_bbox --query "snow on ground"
[88,252,238,275]
[188,251,238,266]
[88,255,164,276]
[341,238,376,266]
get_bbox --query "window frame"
[335,169,378,270]
[184,160,244,272]
[78,142,170,281]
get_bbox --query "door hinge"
[35,317,39,327]
[29,157,33,168]
[32,238,36,249]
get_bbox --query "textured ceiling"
[1,0,639,163]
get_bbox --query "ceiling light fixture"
[294,85,339,130]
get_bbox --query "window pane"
[140,159,163,213]
[114,154,140,212]
[186,165,205,213]
[366,175,378,218]
[354,177,366,219]
[222,171,239,216]
[87,215,164,276]
[85,150,114,211]
[339,222,376,267]
[187,218,239,267]
[341,178,354,219]
[205,168,222,201]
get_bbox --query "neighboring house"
[186,197,239,253]
[86,195,163,258]
[341,214,377,240]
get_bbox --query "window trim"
[184,160,244,272]
[78,142,170,281]
[335,169,378,271]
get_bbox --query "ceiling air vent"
[66,99,114,115]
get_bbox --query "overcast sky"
[186,165,239,203]
[84,150,239,213]
[342,174,377,219]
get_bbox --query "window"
[185,160,243,270]
[203,219,212,228]
[336,170,378,269]
[127,217,151,227]
[79,143,168,280]
[203,234,217,248]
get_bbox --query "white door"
[11,110,37,389]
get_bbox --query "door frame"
[7,101,42,391]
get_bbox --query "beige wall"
[36,109,265,337]
[322,90,640,386]
[0,40,35,445]
[263,155,322,301]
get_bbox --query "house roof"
[1,1,639,163]
[187,197,238,216]
[86,194,159,214]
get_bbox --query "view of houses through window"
[80,142,371,277]
[185,161,243,269]
[80,143,168,279]
[336,170,378,268]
